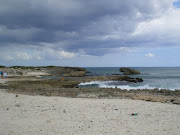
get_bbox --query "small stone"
[63,109,66,113]
[15,94,18,97]
[15,104,20,107]
[46,120,51,123]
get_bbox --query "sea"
[79,67,180,90]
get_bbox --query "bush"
[0,65,6,68]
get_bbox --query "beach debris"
[131,113,138,116]
[15,94,19,97]
[15,104,20,107]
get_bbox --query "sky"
[0,0,180,67]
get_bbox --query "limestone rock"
[120,68,140,75]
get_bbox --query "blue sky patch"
[173,1,180,8]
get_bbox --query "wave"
[79,81,155,90]
[79,81,105,86]
[79,81,176,90]
[99,84,155,90]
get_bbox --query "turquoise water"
[81,67,180,90]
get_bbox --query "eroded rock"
[120,68,140,75]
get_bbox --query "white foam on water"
[99,84,155,90]
[79,81,175,90]
[79,81,105,86]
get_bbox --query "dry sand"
[0,87,180,135]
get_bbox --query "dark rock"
[136,78,143,82]
[120,76,143,83]
[15,104,20,107]
[171,98,180,104]
[86,71,92,73]
[84,76,143,83]
[120,67,140,75]
[112,74,121,75]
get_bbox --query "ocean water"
[79,67,180,90]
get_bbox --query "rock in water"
[120,68,140,75]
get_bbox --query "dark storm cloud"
[0,0,173,55]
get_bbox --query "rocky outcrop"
[0,68,24,76]
[120,76,143,83]
[5,79,180,104]
[120,68,140,75]
[0,66,87,77]
[84,76,143,83]
[43,66,86,77]
[63,71,86,77]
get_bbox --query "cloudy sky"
[0,0,180,67]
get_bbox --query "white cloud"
[35,47,77,59]
[0,46,43,61]
[132,7,180,42]
[16,52,32,60]
[145,53,155,58]
[36,56,42,60]
[59,50,76,58]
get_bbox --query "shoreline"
[1,77,180,104]
[0,76,180,134]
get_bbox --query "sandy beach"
[1,0,180,134]
[0,87,180,135]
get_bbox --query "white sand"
[0,89,180,135]
[27,72,50,76]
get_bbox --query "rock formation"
[120,67,140,75]
[0,66,87,77]
[84,76,143,83]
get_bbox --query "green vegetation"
[9,66,56,70]
[46,65,56,68]
[0,65,6,68]
[10,66,35,69]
